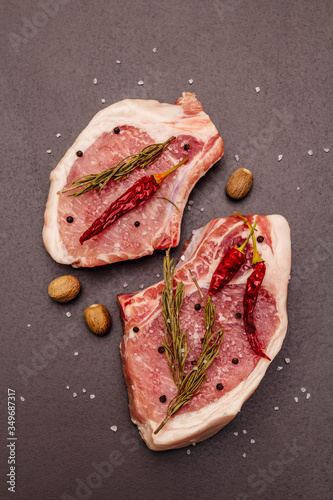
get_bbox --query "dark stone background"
[1,1,332,499]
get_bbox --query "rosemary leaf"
[155,262,224,435]
[58,136,175,197]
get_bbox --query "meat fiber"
[43,93,223,267]
[119,214,291,451]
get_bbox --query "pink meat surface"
[43,93,223,267]
[119,214,291,450]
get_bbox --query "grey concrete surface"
[0,0,332,499]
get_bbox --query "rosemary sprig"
[155,265,224,435]
[58,136,175,197]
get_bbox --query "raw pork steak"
[119,215,291,450]
[43,93,223,267]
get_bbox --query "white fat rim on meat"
[42,93,220,266]
[124,215,291,450]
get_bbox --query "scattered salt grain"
[284,357,290,364]
[139,284,144,289]
[188,200,194,205]
[277,366,283,371]
[235,154,239,162]
[243,430,247,434]
[27,324,31,328]
[138,80,144,86]
[278,154,283,162]
[188,205,191,211]
[186,449,191,455]
[200,207,204,212]
[297,187,300,190]
[110,425,118,432]
[308,150,313,156]
[73,393,77,398]
[56,133,61,138]
[324,148,329,153]
[250,439,255,444]
[123,283,128,288]
[156,273,160,278]
[294,397,298,403]
[306,393,311,399]
[93,78,97,85]
[46,149,52,154]
[116,60,121,64]
[66,312,72,318]
[243,453,247,458]
[66,386,70,390]
[101,98,106,104]
[82,389,86,393]
[192,230,196,235]
[20,396,25,402]
[301,387,306,393]
[188,79,194,85]
[255,87,260,93]
[274,406,279,411]
[180,255,185,261]
[192,442,196,446]
[74,352,79,356]
[90,394,95,399]
[234,432,238,436]
[152,47,157,53]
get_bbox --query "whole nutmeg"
[48,275,81,303]
[226,168,254,199]
[84,304,111,336]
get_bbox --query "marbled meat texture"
[43,93,223,267]
[119,215,291,450]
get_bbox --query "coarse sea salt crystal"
[186,449,191,455]
[82,389,86,393]
[152,47,157,53]
[66,386,70,390]
[308,150,313,156]
[116,60,121,64]
[243,430,247,434]
[250,439,255,444]
[138,80,144,86]
[123,283,128,288]
[255,87,260,93]
[188,79,194,85]
[306,393,311,399]
[297,187,300,190]
[235,154,239,162]
[277,366,283,371]
[180,255,185,261]
[294,397,299,403]
[324,148,329,153]
[46,149,52,154]
[278,154,283,162]
[20,396,25,402]
[66,312,71,318]
[110,425,118,432]
[200,207,204,212]
[188,200,194,205]
[56,133,61,138]
[139,284,144,289]
[284,357,290,364]
[93,78,97,84]
[74,352,78,356]
[73,393,77,398]
[188,205,191,211]
[301,387,306,393]
[90,394,95,399]
[27,324,31,328]
[101,98,106,104]
[274,406,279,411]
[156,273,160,278]
[243,453,247,458]
[234,432,238,436]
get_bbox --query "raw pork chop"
[43,93,223,267]
[119,214,291,451]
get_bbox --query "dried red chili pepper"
[79,158,188,244]
[208,222,256,296]
[235,212,271,361]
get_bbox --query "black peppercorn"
[216,383,224,391]
[235,313,242,319]
[134,221,140,227]
[184,143,190,151]
[159,395,167,403]
[133,326,139,333]
[257,235,264,243]
[66,216,74,223]
[191,360,197,365]
[76,150,83,157]
[232,357,239,364]
[194,303,201,311]
[114,127,120,134]
[158,346,165,354]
